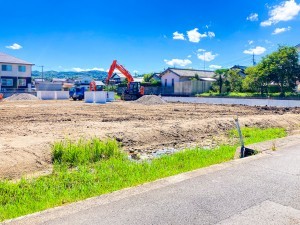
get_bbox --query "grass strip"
[0,127,286,221]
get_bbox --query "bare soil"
[0,100,299,179]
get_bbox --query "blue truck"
[69,87,85,101]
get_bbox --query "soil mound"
[4,93,39,101]
[135,95,166,105]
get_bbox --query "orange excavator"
[105,60,144,101]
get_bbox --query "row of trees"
[214,46,300,97]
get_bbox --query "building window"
[172,78,175,86]
[1,78,13,86]
[18,78,27,87]
[18,65,26,72]
[2,65,12,71]
[165,79,167,87]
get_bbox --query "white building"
[160,68,215,87]
[0,52,34,91]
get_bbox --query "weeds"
[229,127,286,145]
[0,127,287,222]
[52,138,123,167]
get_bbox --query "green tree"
[259,46,300,96]
[227,69,244,92]
[213,69,229,94]
[143,73,153,82]
[243,65,268,96]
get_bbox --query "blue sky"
[1,0,300,74]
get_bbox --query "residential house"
[150,73,161,82]
[160,68,216,96]
[74,77,93,90]
[52,78,67,84]
[296,44,300,51]
[231,65,247,77]
[109,72,127,84]
[133,77,143,83]
[0,52,34,91]
[160,68,215,87]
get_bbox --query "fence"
[174,81,212,96]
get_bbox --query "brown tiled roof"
[0,52,34,65]
[162,68,215,78]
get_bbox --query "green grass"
[52,138,122,166]
[229,127,287,145]
[0,127,287,221]
[115,94,121,100]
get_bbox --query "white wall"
[161,71,179,87]
[0,63,32,78]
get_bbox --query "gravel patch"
[4,93,39,101]
[135,95,166,105]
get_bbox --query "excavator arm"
[106,60,144,101]
[106,60,134,85]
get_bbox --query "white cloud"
[248,40,254,45]
[187,28,207,43]
[272,26,291,34]
[208,31,216,38]
[73,67,105,72]
[243,46,267,55]
[261,0,300,26]
[6,43,22,50]
[197,51,218,62]
[209,65,222,69]
[173,31,185,40]
[198,49,206,52]
[164,59,192,67]
[133,70,139,74]
[187,55,192,58]
[247,13,259,21]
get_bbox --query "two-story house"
[0,52,34,91]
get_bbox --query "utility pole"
[203,52,206,71]
[252,53,256,66]
[41,65,44,81]
[37,65,44,82]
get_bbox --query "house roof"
[52,78,67,82]
[161,68,215,78]
[152,73,161,77]
[231,65,247,70]
[95,81,105,86]
[0,52,34,65]
[133,77,143,82]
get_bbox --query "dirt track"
[0,100,299,179]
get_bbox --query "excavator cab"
[122,82,143,101]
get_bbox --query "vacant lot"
[0,100,299,179]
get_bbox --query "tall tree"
[243,65,269,96]
[214,69,229,94]
[259,46,300,96]
[227,69,243,92]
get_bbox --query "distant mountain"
[32,70,108,81]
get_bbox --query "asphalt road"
[4,141,300,225]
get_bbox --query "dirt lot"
[0,100,299,179]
